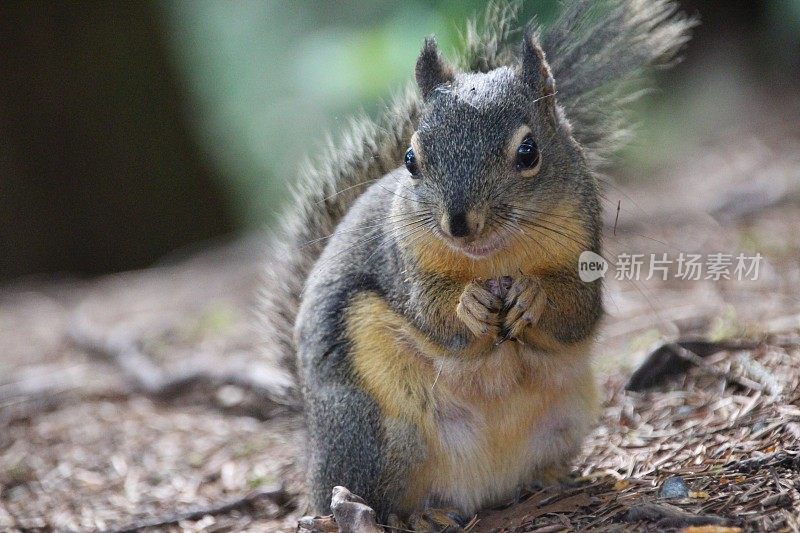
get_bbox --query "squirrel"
[257,0,694,527]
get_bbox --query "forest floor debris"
[2,139,800,531]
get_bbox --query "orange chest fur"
[344,292,596,512]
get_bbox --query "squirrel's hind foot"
[404,507,469,532]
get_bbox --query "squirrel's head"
[397,31,598,274]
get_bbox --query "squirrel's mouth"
[445,231,508,260]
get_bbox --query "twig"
[671,344,765,392]
[0,387,130,425]
[67,319,300,419]
[102,485,293,533]
[0,364,132,424]
[727,451,800,474]
[624,502,728,528]
[626,338,764,392]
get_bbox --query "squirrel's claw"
[456,282,502,339]
[503,277,547,340]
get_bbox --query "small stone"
[659,476,689,499]
[330,486,382,533]
[216,385,245,407]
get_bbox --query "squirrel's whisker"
[316,178,384,204]
[301,212,429,247]
[377,184,437,207]
[311,217,432,273]
[493,213,560,267]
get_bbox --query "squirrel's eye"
[404,147,420,178]
[516,135,541,176]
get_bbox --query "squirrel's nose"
[442,209,485,239]
[449,212,470,237]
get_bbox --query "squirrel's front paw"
[503,276,547,340]
[456,282,502,339]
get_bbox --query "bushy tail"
[542,0,696,167]
[257,0,693,402]
[257,93,419,403]
[257,4,521,402]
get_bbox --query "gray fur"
[296,178,425,517]
[258,0,693,517]
[416,38,454,100]
[257,90,420,396]
[257,1,541,394]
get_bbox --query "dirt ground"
[1,124,799,531]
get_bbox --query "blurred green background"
[1,0,798,282]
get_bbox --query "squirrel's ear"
[415,37,454,100]
[521,27,557,120]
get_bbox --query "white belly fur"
[422,342,597,514]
